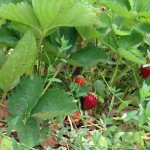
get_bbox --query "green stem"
[97,68,123,102]
[109,56,122,85]
[132,67,140,88]
[79,117,105,131]
[40,62,64,96]
[113,66,131,83]
[31,31,45,75]
[44,50,63,84]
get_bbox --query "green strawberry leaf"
[93,80,106,97]
[0,27,18,47]
[7,116,20,136]
[31,89,76,120]
[0,48,6,69]
[118,47,146,64]
[12,138,23,150]
[76,26,103,40]
[0,0,31,5]
[0,30,37,91]
[0,2,40,29]
[32,0,97,31]
[101,32,118,52]
[68,46,108,67]
[8,76,42,117]
[16,117,41,147]
[118,30,143,48]
[0,137,13,150]
[146,101,150,118]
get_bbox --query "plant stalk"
[109,56,122,85]
[40,62,64,96]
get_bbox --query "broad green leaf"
[59,27,77,52]
[31,89,76,120]
[8,76,42,116]
[0,2,40,29]
[12,138,23,150]
[128,0,134,11]
[99,12,112,28]
[10,21,41,37]
[85,0,97,4]
[101,1,133,19]
[16,117,40,147]
[138,12,150,23]
[0,27,18,47]
[7,116,20,135]
[118,48,146,64]
[68,46,108,67]
[114,0,131,10]
[0,137,13,150]
[50,27,77,53]
[146,101,150,118]
[0,0,31,5]
[135,23,150,34]
[0,48,6,68]
[138,113,147,125]
[0,31,37,91]
[112,24,131,36]
[101,32,118,52]
[118,30,143,48]
[76,26,103,40]
[32,0,97,32]
[131,0,150,12]
[40,40,58,65]
[67,59,81,67]
[0,18,5,27]
[93,80,105,97]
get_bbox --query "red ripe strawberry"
[74,77,86,86]
[140,64,150,79]
[71,111,80,121]
[83,93,98,110]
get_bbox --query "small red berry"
[70,111,80,121]
[140,64,150,79]
[83,93,98,110]
[74,77,86,86]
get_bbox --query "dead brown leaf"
[42,136,58,149]
[0,100,11,119]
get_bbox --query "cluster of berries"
[71,76,98,120]
[71,64,150,119]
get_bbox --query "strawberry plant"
[0,0,150,149]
